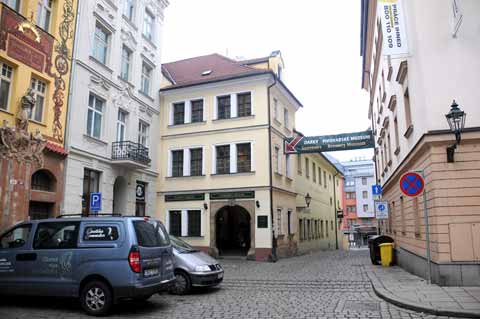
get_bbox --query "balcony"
[111,141,151,169]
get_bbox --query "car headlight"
[194,265,211,272]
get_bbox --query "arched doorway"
[29,169,56,220]
[215,205,251,256]
[113,176,128,215]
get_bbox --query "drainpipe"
[333,172,339,250]
[267,73,277,262]
[60,0,82,214]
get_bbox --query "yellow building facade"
[0,0,77,229]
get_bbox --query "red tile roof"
[161,53,270,90]
[45,142,68,156]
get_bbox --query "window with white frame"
[191,99,203,123]
[312,162,316,182]
[274,146,280,173]
[286,154,291,178]
[214,143,252,174]
[318,167,322,185]
[362,191,368,199]
[120,45,132,81]
[190,148,203,176]
[116,109,127,142]
[143,10,154,41]
[363,204,368,212]
[284,107,289,128]
[1,0,20,11]
[138,121,149,147]
[0,62,13,111]
[171,150,183,177]
[141,62,152,95]
[216,92,252,120]
[215,145,230,174]
[237,143,251,173]
[169,148,204,177]
[36,0,52,31]
[173,102,185,125]
[287,210,293,235]
[93,23,110,64]
[124,0,134,21]
[237,92,251,117]
[86,93,104,139]
[217,95,230,119]
[168,209,203,237]
[29,77,46,122]
[305,157,310,178]
[273,98,279,121]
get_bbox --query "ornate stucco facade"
[0,0,77,230]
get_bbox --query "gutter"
[333,172,339,250]
[267,74,277,262]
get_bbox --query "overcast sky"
[161,0,373,163]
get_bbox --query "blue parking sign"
[372,184,382,196]
[90,192,102,212]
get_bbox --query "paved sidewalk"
[366,264,480,318]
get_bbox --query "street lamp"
[305,193,312,208]
[445,100,466,163]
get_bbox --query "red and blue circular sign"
[400,172,425,197]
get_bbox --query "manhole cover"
[342,301,380,312]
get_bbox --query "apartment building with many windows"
[63,0,168,216]
[0,0,78,229]
[361,0,480,285]
[157,51,303,261]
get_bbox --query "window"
[237,143,251,173]
[217,95,230,119]
[287,210,292,235]
[124,0,134,21]
[36,0,52,31]
[297,154,302,174]
[362,177,367,185]
[82,169,100,216]
[306,219,310,239]
[143,10,154,41]
[216,145,230,174]
[87,94,104,138]
[404,88,412,130]
[387,133,392,162]
[31,170,53,191]
[93,23,109,64]
[173,102,185,125]
[116,110,127,142]
[274,146,280,173]
[0,223,31,249]
[1,0,20,11]
[133,220,169,247]
[187,210,201,236]
[394,117,400,152]
[84,226,119,241]
[320,220,324,238]
[0,62,13,110]
[284,108,289,128]
[171,150,184,177]
[29,77,46,122]
[318,167,322,185]
[323,171,327,188]
[347,205,356,213]
[400,196,406,234]
[141,62,152,95]
[237,92,251,117]
[169,211,182,236]
[34,222,80,249]
[325,220,329,237]
[190,148,203,176]
[286,154,291,178]
[138,121,149,146]
[363,204,368,212]
[362,191,368,199]
[120,46,132,81]
[191,99,203,123]
[346,192,356,199]
[312,163,316,182]
[305,158,310,178]
[273,98,279,121]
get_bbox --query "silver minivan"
[169,236,223,294]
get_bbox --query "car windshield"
[170,236,199,253]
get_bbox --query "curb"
[366,270,480,318]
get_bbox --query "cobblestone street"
[0,250,462,319]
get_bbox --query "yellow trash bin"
[379,243,394,267]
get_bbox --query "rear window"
[133,220,170,247]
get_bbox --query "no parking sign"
[400,172,425,197]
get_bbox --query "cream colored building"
[295,147,344,254]
[361,0,480,285]
[157,51,302,261]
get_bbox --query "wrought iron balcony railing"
[112,141,151,165]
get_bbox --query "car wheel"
[170,271,191,295]
[81,280,113,316]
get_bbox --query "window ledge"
[168,121,207,128]
[167,175,206,179]
[213,115,255,122]
[403,124,414,138]
[273,118,282,126]
[83,134,108,146]
[138,90,154,102]
[286,176,293,182]
[0,108,14,116]
[284,127,292,135]
[394,147,400,155]
[89,56,113,74]
[122,15,138,31]
[142,34,157,49]
[28,119,47,127]
[274,171,283,177]
[212,171,255,176]
[118,76,135,88]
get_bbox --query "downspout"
[60,0,81,214]
[333,172,339,250]
[267,73,277,262]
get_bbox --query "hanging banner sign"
[378,0,409,56]
[284,131,374,154]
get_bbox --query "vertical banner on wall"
[378,0,409,56]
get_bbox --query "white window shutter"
[169,103,174,125]
[200,210,205,236]
[230,143,236,173]
[202,146,206,175]
[185,100,192,123]
[211,145,217,174]
[250,142,255,172]
[231,93,237,118]
[167,150,172,177]
[181,210,188,237]
[213,96,218,120]
[166,210,170,233]
[183,148,190,176]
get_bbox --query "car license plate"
[144,268,159,277]
[218,272,223,279]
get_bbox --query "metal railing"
[111,141,151,165]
